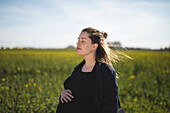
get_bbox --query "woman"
[56,27,126,113]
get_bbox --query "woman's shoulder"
[98,62,116,77]
[99,62,115,71]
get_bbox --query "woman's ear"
[92,43,98,50]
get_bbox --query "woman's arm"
[99,65,118,113]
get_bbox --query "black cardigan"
[71,60,118,113]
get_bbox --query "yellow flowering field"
[0,49,169,112]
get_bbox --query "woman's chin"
[77,51,83,56]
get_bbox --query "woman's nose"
[77,42,80,46]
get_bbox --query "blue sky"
[0,0,170,49]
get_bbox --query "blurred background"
[0,0,170,50]
[0,0,169,113]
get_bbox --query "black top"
[56,62,97,113]
[56,60,118,113]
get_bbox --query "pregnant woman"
[56,27,128,113]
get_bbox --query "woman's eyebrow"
[78,37,87,40]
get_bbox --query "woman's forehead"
[78,32,90,39]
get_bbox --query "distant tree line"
[160,46,170,51]
[0,42,170,52]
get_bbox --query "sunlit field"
[0,49,169,113]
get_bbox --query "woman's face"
[77,32,96,56]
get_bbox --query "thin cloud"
[0,0,169,49]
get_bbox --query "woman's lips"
[77,47,81,50]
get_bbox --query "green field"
[0,49,169,113]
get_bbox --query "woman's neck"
[84,55,96,68]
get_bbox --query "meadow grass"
[0,49,169,113]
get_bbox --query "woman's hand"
[60,89,74,103]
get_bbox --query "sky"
[0,0,170,49]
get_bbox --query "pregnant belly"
[56,100,92,113]
[56,101,76,113]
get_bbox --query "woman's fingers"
[62,92,74,101]
[62,96,68,103]
[60,98,64,103]
[65,95,72,101]
[65,91,74,98]
[60,89,74,103]
[60,95,66,103]
[66,89,72,94]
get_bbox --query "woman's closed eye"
[78,40,85,43]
